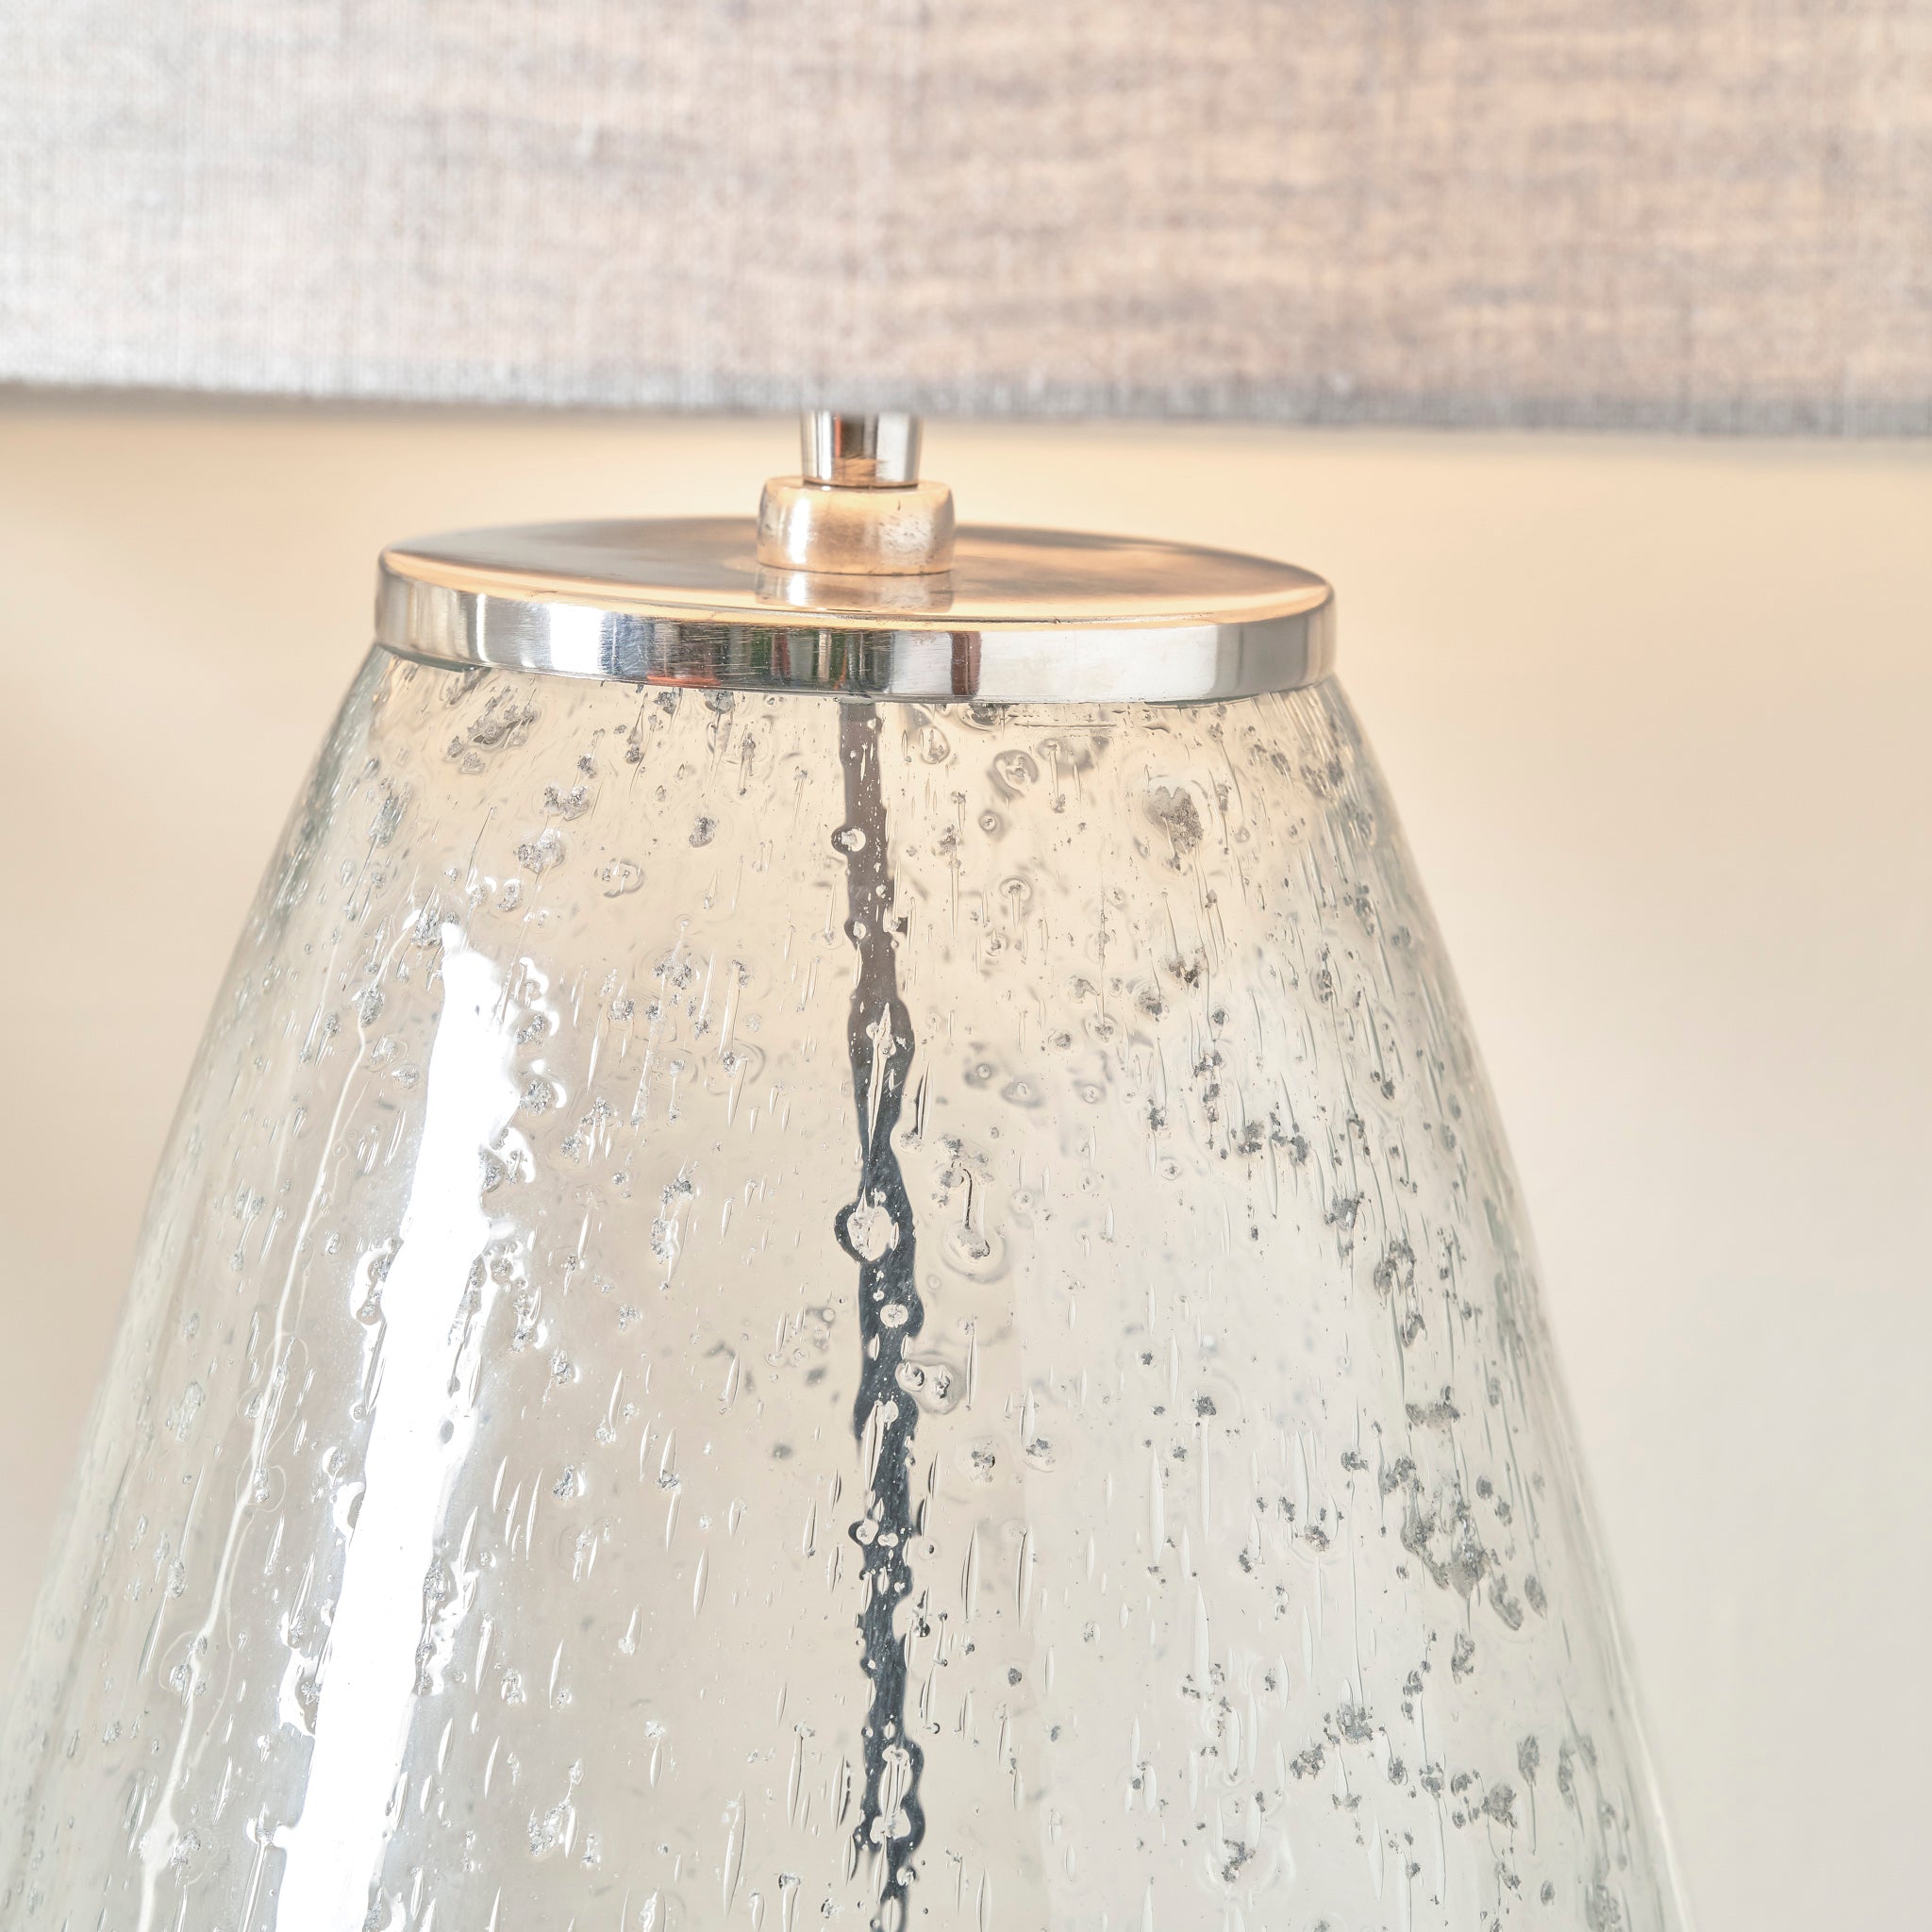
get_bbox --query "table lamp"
[10,8,1910,1928]
[0,410,1685,1926]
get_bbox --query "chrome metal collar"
[376,518,1334,704]
[800,410,923,488]
[758,409,958,575]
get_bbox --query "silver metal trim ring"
[375,522,1337,705]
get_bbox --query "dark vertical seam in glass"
[835,702,925,1925]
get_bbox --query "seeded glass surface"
[0,651,1685,1930]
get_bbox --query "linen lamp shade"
[2,0,1926,429]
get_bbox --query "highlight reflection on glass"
[0,654,1685,1930]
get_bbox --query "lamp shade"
[0,479,1687,1928]
[2,1,1926,431]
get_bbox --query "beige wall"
[1,398,1926,1929]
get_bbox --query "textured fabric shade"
[3,1,1928,432]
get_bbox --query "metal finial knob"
[757,410,955,576]
[800,411,924,489]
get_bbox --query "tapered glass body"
[1,652,1684,1929]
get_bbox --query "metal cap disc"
[376,517,1334,704]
